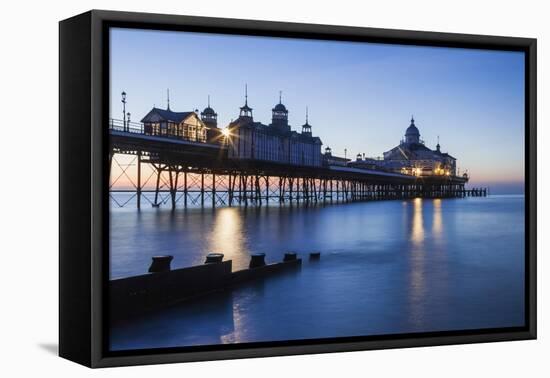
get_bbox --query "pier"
[109,119,478,210]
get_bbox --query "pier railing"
[109,118,144,134]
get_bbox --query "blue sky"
[110,28,525,193]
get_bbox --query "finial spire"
[207,94,210,108]
[279,90,282,104]
[245,84,248,106]
[302,106,312,135]
[167,88,170,110]
[411,115,415,123]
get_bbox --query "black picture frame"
[59,9,537,368]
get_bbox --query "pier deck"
[109,125,477,209]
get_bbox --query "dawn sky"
[110,28,525,193]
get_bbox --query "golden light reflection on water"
[220,297,240,344]
[409,198,426,327]
[207,208,249,264]
[220,288,265,344]
[220,295,247,344]
[408,198,448,328]
[208,208,250,344]
[411,198,424,245]
[432,199,443,242]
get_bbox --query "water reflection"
[432,199,443,242]
[220,281,266,344]
[409,198,426,327]
[407,199,450,327]
[207,208,249,263]
[411,198,424,245]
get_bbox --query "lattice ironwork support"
[136,152,142,209]
[153,164,162,207]
[212,173,216,208]
[201,173,205,207]
[184,170,188,208]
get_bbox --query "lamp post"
[121,91,127,131]
[127,112,131,131]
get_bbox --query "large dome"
[405,124,420,136]
[405,117,420,136]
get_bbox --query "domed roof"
[405,117,420,136]
[406,124,420,135]
[202,106,216,115]
[273,103,287,112]
[202,96,217,116]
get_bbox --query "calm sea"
[109,195,525,351]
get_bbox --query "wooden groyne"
[109,252,305,320]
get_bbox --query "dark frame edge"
[59,11,93,367]
[88,9,536,48]
[527,38,537,340]
[58,9,537,368]
[94,330,536,368]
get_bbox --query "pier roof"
[407,143,432,152]
[141,107,195,124]
[436,150,456,160]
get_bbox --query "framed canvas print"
[59,10,537,368]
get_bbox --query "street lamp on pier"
[121,91,127,132]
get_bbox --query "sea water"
[109,195,525,350]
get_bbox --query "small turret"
[201,95,218,128]
[271,91,289,130]
[239,84,253,120]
